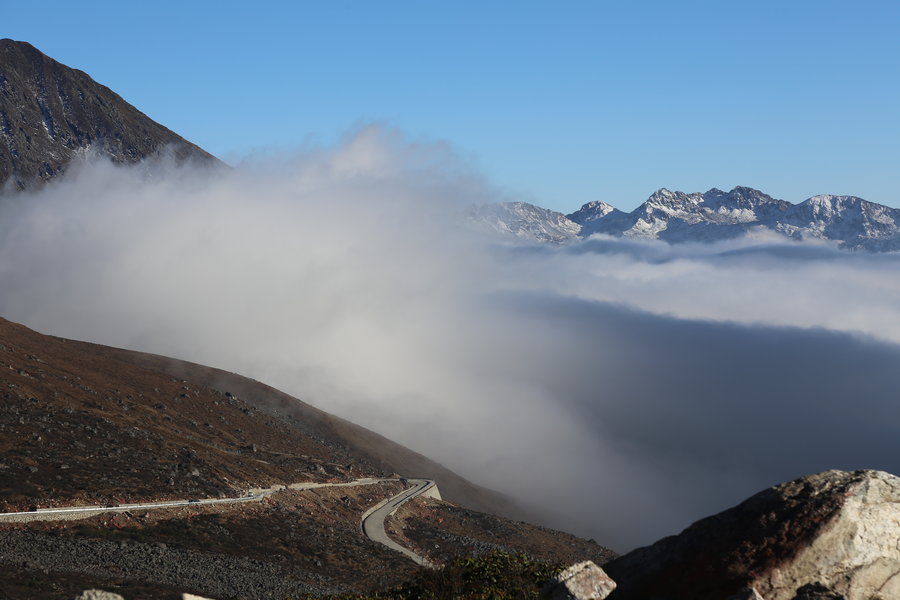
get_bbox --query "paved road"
[361,478,437,567]
[0,495,263,523]
[0,476,439,567]
[0,477,386,523]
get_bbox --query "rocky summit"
[0,39,221,191]
[602,469,900,600]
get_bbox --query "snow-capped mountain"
[469,201,582,244]
[576,186,797,244]
[776,195,900,251]
[474,186,900,251]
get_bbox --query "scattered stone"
[604,470,900,600]
[183,594,218,600]
[74,590,125,600]
[541,561,617,600]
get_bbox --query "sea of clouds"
[3,126,900,551]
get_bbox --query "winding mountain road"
[361,478,437,567]
[0,476,439,566]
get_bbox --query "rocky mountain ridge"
[473,186,900,251]
[0,39,221,191]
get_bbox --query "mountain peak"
[646,187,699,201]
[0,39,222,190]
[1,38,37,50]
[641,189,704,215]
[568,200,616,221]
[730,185,767,194]
[646,187,694,204]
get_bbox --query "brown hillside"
[0,316,519,519]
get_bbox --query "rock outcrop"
[604,470,900,600]
[0,38,221,191]
[542,561,617,600]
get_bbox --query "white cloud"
[3,127,900,551]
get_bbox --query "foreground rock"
[604,470,900,600]
[542,561,617,600]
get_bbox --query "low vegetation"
[303,551,565,600]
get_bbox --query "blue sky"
[6,1,900,211]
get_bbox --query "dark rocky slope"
[0,39,221,191]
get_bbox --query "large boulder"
[542,561,617,600]
[604,470,900,600]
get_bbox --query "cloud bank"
[2,127,900,551]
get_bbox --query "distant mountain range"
[0,39,221,191]
[471,187,900,252]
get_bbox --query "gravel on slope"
[0,529,338,600]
